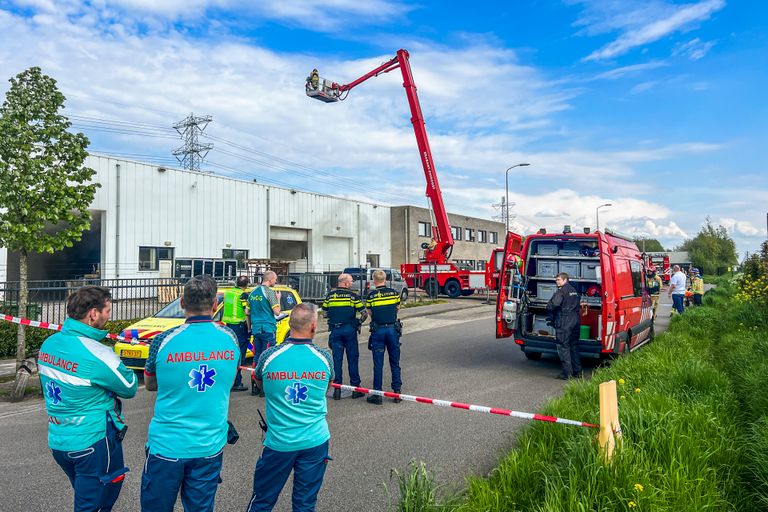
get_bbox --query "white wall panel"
[83,155,391,279]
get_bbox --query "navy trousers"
[251,331,277,381]
[672,293,685,314]
[370,326,402,392]
[247,440,330,512]
[329,324,361,386]
[140,448,223,512]
[51,420,128,512]
[227,322,250,387]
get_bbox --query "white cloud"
[570,0,726,61]
[719,218,762,237]
[631,80,660,93]
[592,61,668,80]
[673,37,717,60]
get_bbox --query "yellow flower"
[620,395,626,400]
[635,388,641,394]
[634,483,644,492]
[628,501,637,508]
[619,378,626,386]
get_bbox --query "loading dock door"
[323,236,351,270]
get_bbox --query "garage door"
[323,236,351,270]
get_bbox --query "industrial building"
[390,206,505,270]
[0,154,504,282]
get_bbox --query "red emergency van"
[495,228,654,360]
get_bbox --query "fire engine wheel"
[524,351,542,361]
[400,288,409,302]
[444,280,462,299]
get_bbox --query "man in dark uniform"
[322,273,367,400]
[365,269,402,405]
[547,272,583,380]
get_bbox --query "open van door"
[495,232,524,338]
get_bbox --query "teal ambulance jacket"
[38,318,138,451]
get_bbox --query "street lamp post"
[596,203,612,232]
[505,163,530,233]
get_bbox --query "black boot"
[366,394,382,405]
[351,391,365,399]
[332,388,341,400]
[392,389,402,403]
[251,382,260,395]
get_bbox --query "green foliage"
[633,237,665,252]
[0,318,138,358]
[395,279,768,511]
[0,66,97,254]
[676,217,738,275]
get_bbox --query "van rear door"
[495,232,524,338]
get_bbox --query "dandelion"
[635,388,641,394]
[634,483,644,492]
[628,501,637,508]
[620,395,626,400]
[618,378,626,386]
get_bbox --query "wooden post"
[598,380,621,462]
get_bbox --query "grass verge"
[393,281,768,511]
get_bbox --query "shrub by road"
[396,274,768,511]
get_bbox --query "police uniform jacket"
[366,286,400,326]
[546,282,580,330]
[322,287,364,327]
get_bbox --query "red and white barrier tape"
[1,314,128,343]
[239,366,597,429]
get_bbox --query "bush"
[396,276,768,511]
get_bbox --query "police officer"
[547,272,583,380]
[247,303,333,512]
[365,269,402,405]
[38,286,138,512]
[322,273,367,400]
[142,275,239,512]
[248,270,282,396]
[224,275,250,392]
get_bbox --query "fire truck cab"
[496,228,654,360]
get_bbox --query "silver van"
[343,267,409,301]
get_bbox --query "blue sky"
[0,0,766,256]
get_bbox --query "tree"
[0,67,97,401]
[676,217,738,275]
[633,237,665,252]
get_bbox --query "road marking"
[0,403,45,419]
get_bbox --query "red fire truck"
[646,252,671,283]
[495,227,654,360]
[307,49,499,298]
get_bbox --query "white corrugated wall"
[84,154,391,278]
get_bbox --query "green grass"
[393,281,768,511]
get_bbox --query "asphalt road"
[0,296,675,511]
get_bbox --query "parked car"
[114,285,301,371]
[342,267,409,301]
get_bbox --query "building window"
[450,226,462,240]
[418,221,432,237]
[490,231,498,244]
[139,246,174,271]
[222,249,249,269]
[478,230,487,243]
[466,228,475,242]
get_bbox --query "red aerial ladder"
[306,49,502,297]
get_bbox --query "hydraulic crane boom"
[306,49,454,264]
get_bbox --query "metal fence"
[0,278,188,323]
[0,271,430,325]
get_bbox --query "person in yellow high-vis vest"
[691,269,704,306]
[223,275,251,391]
